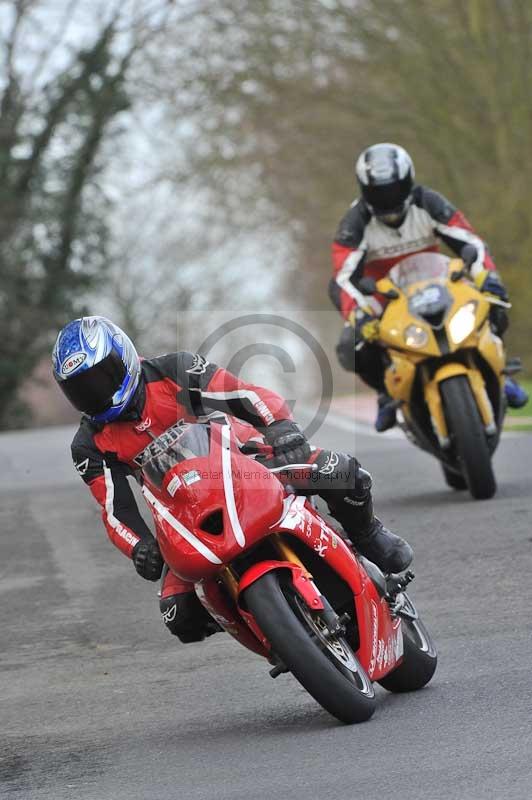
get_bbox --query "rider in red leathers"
[53,317,413,643]
[330,142,528,431]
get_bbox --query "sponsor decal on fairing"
[166,474,182,496]
[183,470,201,486]
[368,599,379,677]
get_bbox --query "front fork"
[421,355,497,448]
[221,535,347,642]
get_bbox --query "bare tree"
[149,0,532,362]
[0,0,174,427]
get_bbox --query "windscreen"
[138,423,211,489]
[388,253,451,289]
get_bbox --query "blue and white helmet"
[52,316,141,423]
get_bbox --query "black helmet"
[356,143,415,227]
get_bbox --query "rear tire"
[244,571,376,724]
[440,375,496,500]
[378,595,437,693]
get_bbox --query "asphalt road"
[1,417,531,800]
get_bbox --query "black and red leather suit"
[329,185,496,385]
[71,351,383,641]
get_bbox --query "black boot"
[353,517,413,574]
[325,467,413,574]
[375,393,397,432]
[316,455,413,574]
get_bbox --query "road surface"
[1,416,531,799]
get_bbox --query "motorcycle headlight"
[404,324,429,348]
[449,301,478,344]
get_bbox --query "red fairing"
[144,424,285,583]
[160,569,195,598]
[276,497,403,680]
[140,421,406,682]
[89,475,141,557]
[197,580,269,657]
[447,211,496,270]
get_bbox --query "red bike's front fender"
[238,560,325,611]
[236,561,325,652]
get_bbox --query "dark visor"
[363,175,412,213]
[59,351,127,415]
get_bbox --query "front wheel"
[441,463,467,491]
[378,594,437,693]
[244,571,376,724]
[440,375,496,500]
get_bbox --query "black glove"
[479,272,509,302]
[489,305,509,336]
[262,419,311,466]
[349,308,380,345]
[132,537,163,581]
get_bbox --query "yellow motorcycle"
[358,251,512,500]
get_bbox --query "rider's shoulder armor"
[334,199,371,248]
[142,352,217,386]
[71,417,106,484]
[411,185,456,224]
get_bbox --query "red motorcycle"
[141,421,437,724]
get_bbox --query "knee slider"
[160,593,208,643]
[336,327,357,372]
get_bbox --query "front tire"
[441,463,467,491]
[244,571,376,724]
[378,595,437,693]
[440,375,496,499]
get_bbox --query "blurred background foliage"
[1,0,531,428]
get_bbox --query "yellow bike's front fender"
[424,364,496,446]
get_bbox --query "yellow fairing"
[384,353,417,403]
[377,288,442,356]
[378,259,504,443]
[477,325,505,389]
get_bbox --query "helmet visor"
[59,351,127,415]
[363,175,413,214]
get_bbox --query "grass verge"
[505,378,532,431]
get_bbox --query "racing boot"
[321,459,413,574]
[327,462,414,574]
[504,377,529,409]
[375,392,397,432]
[353,515,413,575]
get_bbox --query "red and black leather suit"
[71,351,382,642]
[329,185,497,386]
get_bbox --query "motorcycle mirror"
[357,276,377,295]
[461,244,478,268]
